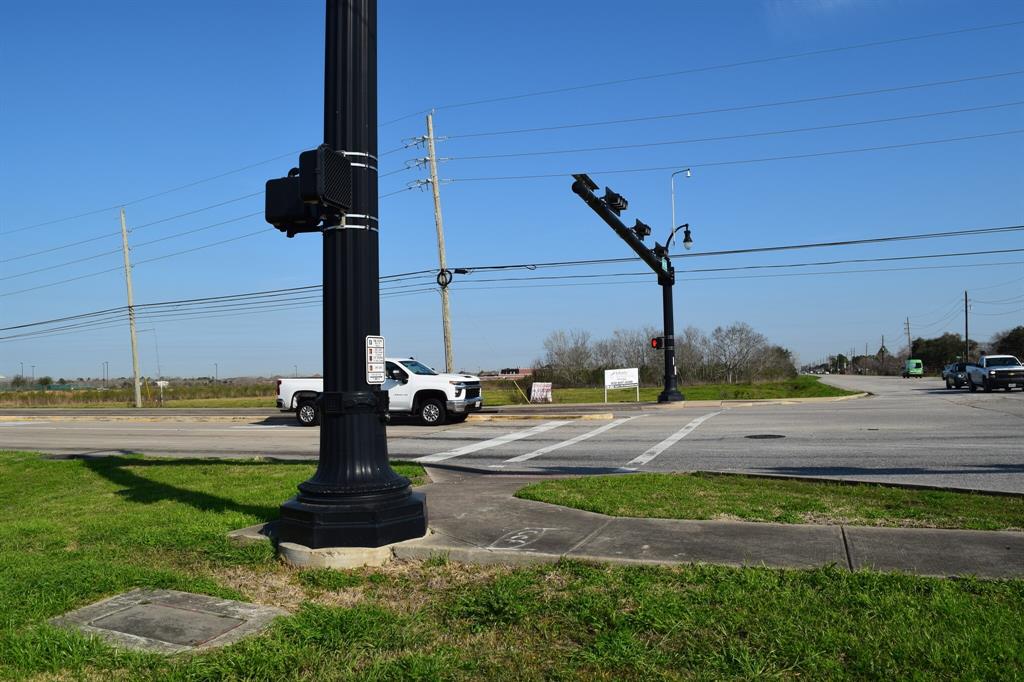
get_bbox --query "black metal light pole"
[274,0,426,548]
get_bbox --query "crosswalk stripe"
[501,416,645,464]
[415,420,571,463]
[626,411,722,466]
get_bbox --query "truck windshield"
[400,360,438,376]
[986,357,1022,367]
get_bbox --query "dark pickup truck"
[966,355,1024,392]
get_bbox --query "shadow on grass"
[79,455,310,520]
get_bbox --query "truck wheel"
[983,378,992,393]
[419,398,446,426]
[945,378,952,389]
[296,400,319,426]
[968,378,977,392]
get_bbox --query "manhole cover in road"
[745,434,785,439]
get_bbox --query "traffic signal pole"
[274,0,427,548]
[571,174,684,403]
[658,268,684,402]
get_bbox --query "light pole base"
[278,489,427,549]
[657,390,685,403]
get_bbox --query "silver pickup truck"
[966,354,1024,392]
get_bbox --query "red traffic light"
[651,337,665,350]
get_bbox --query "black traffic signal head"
[265,145,353,237]
[265,175,321,238]
[651,336,665,350]
[601,187,628,215]
[571,173,598,191]
[632,220,651,240]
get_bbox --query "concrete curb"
[467,412,614,422]
[692,469,1024,499]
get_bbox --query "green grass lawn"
[1,451,1022,680]
[156,397,276,408]
[516,472,1024,530]
[483,375,858,406]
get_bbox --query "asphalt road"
[2,375,1022,492]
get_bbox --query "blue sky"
[1,0,1022,380]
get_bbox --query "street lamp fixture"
[664,223,693,252]
[670,167,692,240]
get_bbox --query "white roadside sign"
[604,367,640,402]
[366,335,385,384]
[530,382,553,403]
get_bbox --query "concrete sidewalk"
[394,467,1024,579]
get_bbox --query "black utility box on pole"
[571,174,685,403]
[264,0,427,548]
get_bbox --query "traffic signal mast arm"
[570,174,672,284]
[569,173,684,402]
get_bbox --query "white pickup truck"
[276,357,483,426]
[965,354,1024,392]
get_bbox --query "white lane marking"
[415,421,571,463]
[626,411,723,467]
[0,421,51,426]
[500,416,646,464]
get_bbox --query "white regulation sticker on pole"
[366,335,385,384]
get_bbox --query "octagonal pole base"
[277,489,427,549]
[657,389,685,403]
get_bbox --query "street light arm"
[664,223,689,249]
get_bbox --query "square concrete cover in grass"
[51,588,288,654]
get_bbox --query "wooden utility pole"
[905,317,912,356]
[426,111,454,372]
[964,290,970,361]
[119,208,143,408]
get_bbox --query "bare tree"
[676,326,711,383]
[542,329,595,386]
[709,322,768,383]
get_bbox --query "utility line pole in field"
[905,317,912,356]
[119,208,142,408]
[964,290,970,361]
[425,112,455,372]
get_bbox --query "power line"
[133,228,272,267]
[3,153,300,236]
[0,247,122,283]
[8,237,1024,337]
[447,128,1024,182]
[6,255,1021,343]
[451,223,1024,272]
[380,19,1024,125]
[446,259,1024,291]
[0,286,443,343]
[974,294,1024,304]
[0,212,264,283]
[132,212,263,250]
[445,101,1024,161]
[2,192,263,264]
[0,227,271,298]
[445,69,1024,140]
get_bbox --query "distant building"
[479,367,534,380]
